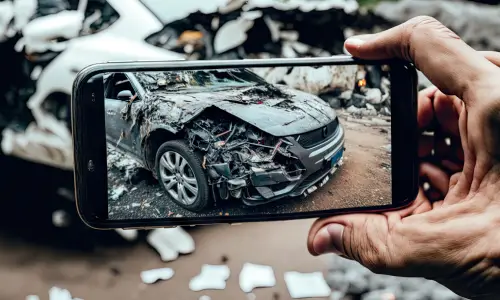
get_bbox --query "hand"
[307,16,500,299]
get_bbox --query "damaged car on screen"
[105,68,345,212]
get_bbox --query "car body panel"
[2,0,186,170]
[119,76,338,141]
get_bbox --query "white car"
[0,0,191,170]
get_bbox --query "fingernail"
[345,37,366,47]
[313,224,345,255]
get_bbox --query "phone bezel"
[71,56,419,230]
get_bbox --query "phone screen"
[102,64,394,220]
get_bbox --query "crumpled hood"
[212,84,337,136]
[136,83,338,137]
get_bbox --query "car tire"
[155,140,212,212]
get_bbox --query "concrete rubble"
[326,255,468,300]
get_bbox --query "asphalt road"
[108,113,391,220]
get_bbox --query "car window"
[104,73,138,100]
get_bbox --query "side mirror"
[117,90,133,100]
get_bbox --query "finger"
[420,162,450,195]
[344,16,499,100]
[418,86,437,131]
[479,51,500,67]
[308,214,391,263]
[418,134,434,158]
[433,90,462,137]
[390,187,432,217]
[441,160,463,174]
[307,213,416,276]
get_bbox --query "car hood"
[134,83,337,137]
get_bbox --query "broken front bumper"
[242,123,345,205]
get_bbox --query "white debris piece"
[21,10,85,54]
[330,291,345,300]
[1,123,74,171]
[25,296,40,300]
[282,41,298,58]
[146,227,195,262]
[241,10,263,21]
[12,0,37,31]
[52,210,70,227]
[107,144,144,173]
[283,65,357,95]
[115,228,139,241]
[246,293,256,300]
[56,187,74,201]
[214,17,254,54]
[140,268,175,284]
[0,1,14,42]
[48,287,78,300]
[199,296,212,300]
[110,186,128,201]
[361,289,400,300]
[189,265,231,291]
[31,65,43,80]
[239,263,276,293]
[364,88,383,105]
[264,67,289,84]
[284,271,331,299]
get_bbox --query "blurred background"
[0,0,498,299]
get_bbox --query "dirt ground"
[0,219,334,300]
[108,113,392,220]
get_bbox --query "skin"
[307,16,500,299]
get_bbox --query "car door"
[104,72,141,154]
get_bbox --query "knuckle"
[449,173,461,189]
[399,16,458,63]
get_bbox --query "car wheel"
[155,140,212,212]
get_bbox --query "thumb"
[308,214,401,272]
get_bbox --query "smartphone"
[71,56,419,230]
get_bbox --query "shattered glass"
[133,69,268,92]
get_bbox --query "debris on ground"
[189,264,231,291]
[115,228,139,242]
[109,185,128,201]
[107,143,147,183]
[284,271,332,299]
[326,255,467,300]
[146,227,195,262]
[140,268,175,284]
[52,209,70,227]
[239,263,277,293]
[48,286,82,300]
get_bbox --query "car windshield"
[133,69,268,92]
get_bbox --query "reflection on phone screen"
[104,64,392,219]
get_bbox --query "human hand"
[307,16,500,299]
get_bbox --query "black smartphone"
[71,56,419,230]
